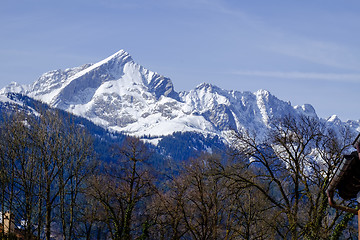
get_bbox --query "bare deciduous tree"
[217,115,357,239]
[87,137,155,240]
[0,108,95,240]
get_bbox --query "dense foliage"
[155,131,227,162]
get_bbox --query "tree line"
[0,108,357,239]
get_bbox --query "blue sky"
[1,0,360,120]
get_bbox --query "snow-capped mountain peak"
[2,49,350,143]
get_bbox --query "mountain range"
[1,50,359,146]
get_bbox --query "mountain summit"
[27,49,178,106]
[2,50,348,142]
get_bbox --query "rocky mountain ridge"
[2,50,358,143]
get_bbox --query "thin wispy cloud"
[232,70,360,83]
[269,40,360,71]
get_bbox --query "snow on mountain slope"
[2,50,209,137]
[1,49,351,142]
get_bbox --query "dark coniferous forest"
[0,94,358,240]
